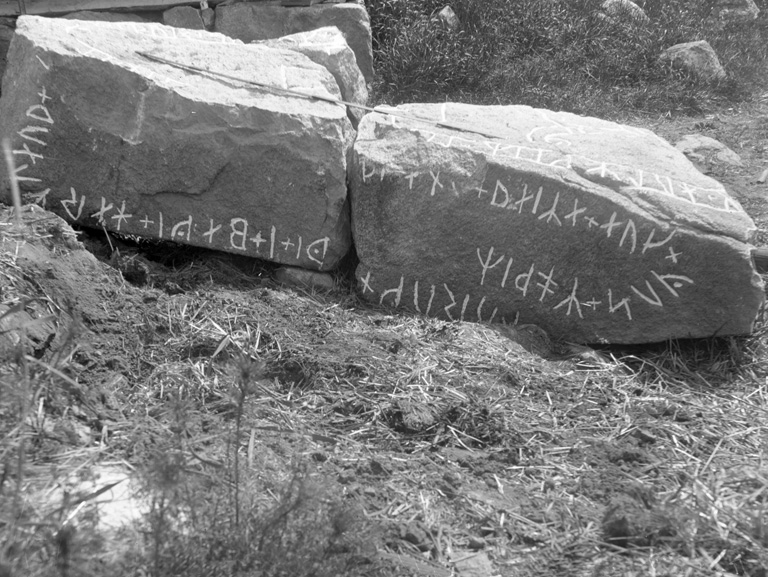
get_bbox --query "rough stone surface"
[454,551,495,577]
[163,6,205,31]
[257,26,368,127]
[350,103,764,344]
[201,8,215,30]
[274,266,336,291]
[675,134,743,168]
[60,11,149,23]
[214,3,373,83]
[659,40,726,81]
[714,0,760,23]
[601,0,649,23]
[0,18,14,89]
[0,16,353,271]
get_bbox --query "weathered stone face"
[350,103,764,344]
[162,6,206,30]
[256,26,368,127]
[0,16,353,271]
[214,3,373,84]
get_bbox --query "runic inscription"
[374,104,742,215]
[11,54,333,268]
[357,158,698,326]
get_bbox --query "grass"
[0,239,375,576]
[366,0,768,119]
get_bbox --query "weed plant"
[366,0,768,117]
[0,150,374,576]
[0,331,372,576]
[124,355,373,577]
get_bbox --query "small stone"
[600,0,649,23]
[659,40,726,82]
[496,323,552,357]
[403,523,432,552]
[631,428,657,445]
[367,458,388,476]
[337,470,356,484]
[442,470,463,487]
[467,536,486,550]
[602,494,666,548]
[453,551,494,577]
[201,8,216,30]
[675,134,743,168]
[274,266,336,291]
[437,6,460,30]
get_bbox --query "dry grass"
[2,205,767,576]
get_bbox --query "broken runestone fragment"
[349,103,764,344]
[0,15,353,271]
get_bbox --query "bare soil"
[1,100,767,577]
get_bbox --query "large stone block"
[350,103,764,344]
[0,16,353,271]
[214,3,373,83]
